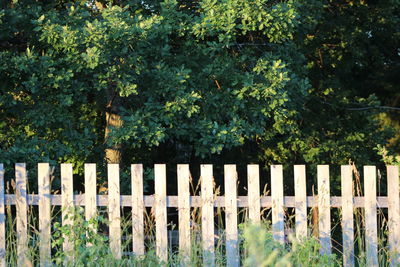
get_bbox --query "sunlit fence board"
[224,165,239,267]
[16,163,28,266]
[387,165,400,266]
[177,164,190,264]
[61,163,74,263]
[364,166,378,267]
[341,165,354,267]
[201,164,215,267]
[108,164,121,259]
[38,163,51,266]
[84,164,97,234]
[294,165,307,239]
[271,165,284,244]
[131,164,144,256]
[247,165,260,223]
[154,164,168,263]
[0,164,5,267]
[317,165,331,255]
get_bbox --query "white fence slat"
[38,163,51,266]
[201,164,215,266]
[224,165,239,267]
[271,165,285,244]
[16,163,28,266]
[154,164,168,263]
[178,164,190,263]
[387,165,400,266]
[131,164,144,256]
[317,165,331,255]
[364,166,378,267]
[108,164,122,259]
[84,164,97,234]
[341,165,354,267]
[0,164,5,267]
[294,165,307,239]
[61,163,74,262]
[247,164,260,223]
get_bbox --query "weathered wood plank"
[294,165,307,239]
[108,164,122,259]
[178,164,191,264]
[0,193,393,208]
[16,163,28,266]
[225,165,239,267]
[387,165,400,266]
[154,164,168,263]
[38,163,51,266]
[364,166,378,267]
[247,164,260,223]
[61,163,74,262]
[84,164,97,235]
[0,164,5,267]
[131,164,144,256]
[201,164,214,266]
[317,165,331,255]
[341,165,354,267]
[271,165,285,244]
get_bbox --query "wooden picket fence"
[0,163,399,267]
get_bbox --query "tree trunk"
[104,89,123,164]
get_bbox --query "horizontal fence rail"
[0,163,399,267]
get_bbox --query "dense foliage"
[0,0,398,181]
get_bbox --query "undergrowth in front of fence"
[5,206,339,266]
[4,203,396,266]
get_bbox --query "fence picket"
[201,164,215,266]
[294,165,307,239]
[0,164,5,267]
[271,165,285,244]
[16,163,28,266]
[108,164,122,259]
[364,166,378,267]
[225,165,239,267]
[247,165,260,223]
[317,165,331,255]
[132,164,144,256]
[341,165,354,267]
[387,166,400,266]
[178,164,190,264]
[154,164,168,263]
[61,163,74,262]
[84,164,97,235]
[38,163,51,266]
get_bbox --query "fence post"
[132,164,144,256]
[108,164,121,259]
[84,163,97,237]
[387,166,400,266]
[247,165,260,223]
[0,164,5,267]
[294,165,307,239]
[38,163,51,266]
[317,165,331,255]
[61,163,74,263]
[341,165,354,267]
[16,163,28,266]
[178,164,190,264]
[225,165,239,267]
[271,165,285,244]
[201,164,215,266]
[154,164,168,263]
[364,166,378,267]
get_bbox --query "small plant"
[242,223,339,267]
